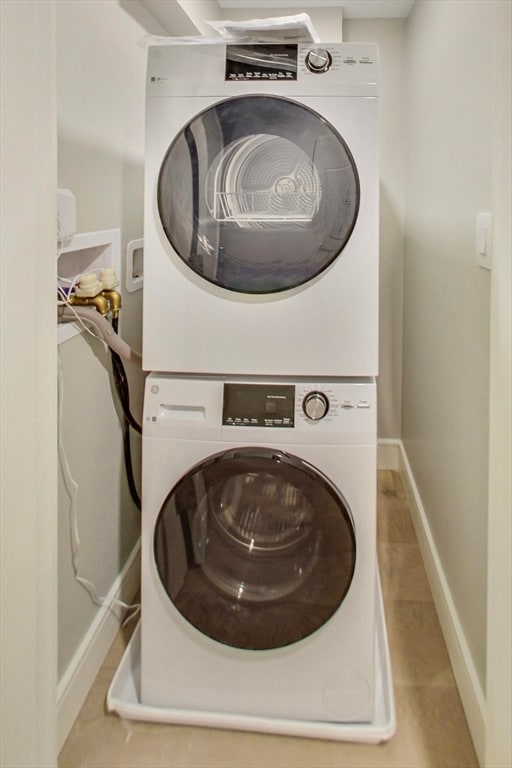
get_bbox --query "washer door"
[158,95,360,294]
[153,447,356,651]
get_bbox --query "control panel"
[299,46,376,77]
[143,375,376,443]
[221,382,374,428]
[302,391,330,420]
[224,44,377,81]
[295,383,373,427]
[304,48,333,74]
[146,43,378,98]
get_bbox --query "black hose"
[110,316,141,510]
[110,349,142,435]
[122,415,141,510]
[110,317,142,435]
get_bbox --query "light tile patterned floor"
[59,471,478,768]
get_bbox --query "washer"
[143,43,379,376]
[141,373,377,723]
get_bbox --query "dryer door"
[157,95,359,294]
[153,447,356,651]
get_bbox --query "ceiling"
[217,1,415,19]
[135,0,415,39]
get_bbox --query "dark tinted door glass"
[158,95,359,294]
[154,447,356,650]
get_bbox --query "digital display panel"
[226,44,298,82]
[223,383,295,427]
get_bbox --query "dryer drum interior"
[205,134,322,225]
[153,447,357,651]
[157,95,360,294]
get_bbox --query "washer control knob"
[302,391,329,421]
[305,48,332,73]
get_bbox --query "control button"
[305,48,332,74]
[357,400,371,409]
[302,391,329,421]
[341,400,355,409]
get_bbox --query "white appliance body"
[143,43,378,376]
[141,374,377,723]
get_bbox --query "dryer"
[143,43,379,376]
[140,373,377,723]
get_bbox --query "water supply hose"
[57,305,142,367]
[58,304,142,509]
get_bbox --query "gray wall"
[1,3,58,764]
[402,0,493,691]
[343,19,406,439]
[346,0,493,703]
[56,0,149,680]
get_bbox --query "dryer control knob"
[305,48,332,74]
[302,391,329,421]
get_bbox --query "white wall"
[343,19,406,439]
[485,1,512,764]
[56,0,146,700]
[178,0,223,35]
[402,0,493,700]
[0,1,58,765]
[346,6,510,761]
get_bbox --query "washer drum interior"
[153,448,357,650]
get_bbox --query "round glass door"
[158,95,360,294]
[153,447,356,650]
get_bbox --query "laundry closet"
[2,2,509,766]
[53,1,500,756]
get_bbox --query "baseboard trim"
[377,438,401,470]
[397,442,486,766]
[57,540,141,751]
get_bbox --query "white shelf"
[57,229,121,345]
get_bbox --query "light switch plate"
[476,212,492,270]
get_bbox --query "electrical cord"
[56,239,141,614]
[58,348,140,620]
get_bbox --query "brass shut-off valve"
[68,270,121,318]
[68,292,110,316]
[101,289,122,320]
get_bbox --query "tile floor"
[59,471,478,768]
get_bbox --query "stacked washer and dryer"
[126,41,393,739]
